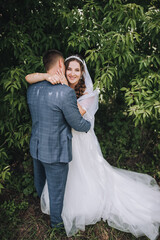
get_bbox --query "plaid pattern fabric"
[27,81,90,163]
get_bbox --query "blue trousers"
[33,158,68,228]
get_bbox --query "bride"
[26,55,160,240]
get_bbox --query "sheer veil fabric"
[40,58,160,240]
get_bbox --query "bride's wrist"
[44,73,50,80]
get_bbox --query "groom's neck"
[47,67,57,76]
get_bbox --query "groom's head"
[43,49,65,74]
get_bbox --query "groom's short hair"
[43,49,64,71]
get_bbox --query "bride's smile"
[66,60,82,87]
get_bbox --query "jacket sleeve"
[62,88,91,132]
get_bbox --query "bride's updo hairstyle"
[65,55,86,99]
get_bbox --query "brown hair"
[65,56,86,99]
[43,49,63,71]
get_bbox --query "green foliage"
[1,199,28,222]
[0,198,29,239]
[0,165,10,193]
[0,147,11,193]
[95,103,159,175]
[120,6,160,125]
[121,72,160,126]
[22,159,35,196]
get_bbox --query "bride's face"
[66,60,82,87]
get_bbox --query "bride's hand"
[46,74,61,85]
[57,70,69,86]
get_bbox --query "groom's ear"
[58,58,65,73]
[59,58,64,68]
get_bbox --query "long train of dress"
[41,129,160,240]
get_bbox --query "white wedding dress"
[41,124,160,240]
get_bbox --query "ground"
[0,192,153,240]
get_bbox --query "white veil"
[65,56,99,128]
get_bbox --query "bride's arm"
[25,71,68,86]
[25,73,51,84]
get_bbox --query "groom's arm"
[62,88,91,132]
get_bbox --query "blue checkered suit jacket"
[27,81,91,163]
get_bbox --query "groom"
[27,49,91,229]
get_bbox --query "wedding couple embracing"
[26,49,160,240]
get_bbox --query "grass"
[0,193,153,240]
